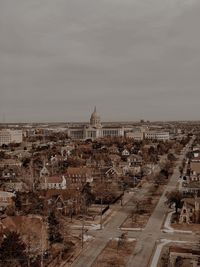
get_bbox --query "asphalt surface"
[63,139,195,267]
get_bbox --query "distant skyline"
[1,0,200,122]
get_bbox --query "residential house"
[127,155,143,166]
[182,181,200,196]
[190,162,200,176]
[121,149,130,157]
[108,154,121,165]
[0,159,22,168]
[169,246,200,267]
[105,166,122,181]
[1,170,16,180]
[179,197,200,224]
[40,165,50,178]
[108,145,120,154]
[3,181,26,192]
[190,175,200,182]
[41,189,81,215]
[0,191,15,210]
[61,144,75,157]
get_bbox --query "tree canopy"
[165,190,183,213]
[0,231,27,267]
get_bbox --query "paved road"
[126,138,194,267]
[69,194,134,267]
[62,138,194,267]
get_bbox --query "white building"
[68,107,125,140]
[0,129,23,146]
[0,191,15,210]
[144,131,170,141]
[41,175,67,190]
[126,127,146,141]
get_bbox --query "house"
[0,191,15,210]
[1,170,16,180]
[108,145,119,154]
[105,166,122,179]
[190,175,200,182]
[65,167,93,186]
[127,155,143,166]
[41,189,82,215]
[191,155,200,162]
[169,246,200,267]
[190,162,200,176]
[121,149,130,157]
[118,161,130,168]
[108,154,121,164]
[193,151,200,159]
[126,166,141,176]
[2,181,27,192]
[40,165,50,178]
[179,197,200,224]
[182,181,200,196]
[61,145,74,157]
[0,159,22,168]
[40,175,67,190]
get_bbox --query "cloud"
[0,0,200,122]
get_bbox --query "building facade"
[0,129,23,146]
[144,131,170,141]
[67,108,125,140]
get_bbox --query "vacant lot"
[92,238,136,267]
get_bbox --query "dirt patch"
[122,213,150,228]
[171,223,200,232]
[121,188,163,229]
[92,239,136,267]
[1,215,48,252]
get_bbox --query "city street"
[63,139,195,267]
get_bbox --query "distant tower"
[90,107,101,128]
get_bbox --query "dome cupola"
[90,107,101,128]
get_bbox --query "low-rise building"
[169,246,200,267]
[0,159,22,168]
[190,162,200,176]
[179,197,200,224]
[41,175,67,190]
[144,131,170,141]
[0,129,23,146]
[0,191,15,210]
[65,167,93,186]
[126,127,145,141]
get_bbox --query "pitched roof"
[66,167,92,177]
[0,191,15,198]
[182,197,200,206]
[46,176,64,183]
[190,162,200,174]
[40,189,78,200]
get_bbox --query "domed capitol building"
[67,107,125,140]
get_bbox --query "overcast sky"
[1,0,200,122]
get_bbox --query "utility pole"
[40,218,44,267]
[30,158,35,192]
[100,195,103,230]
[81,216,84,249]
[27,235,31,267]
[81,195,86,249]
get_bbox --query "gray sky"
[1,0,200,122]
